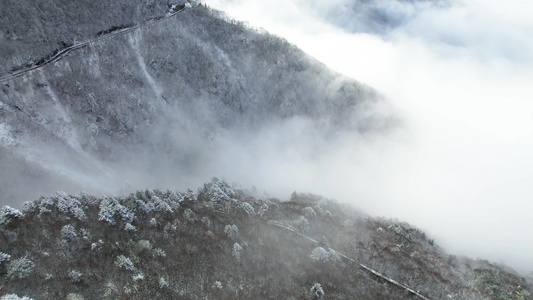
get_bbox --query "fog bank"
[204,0,533,272]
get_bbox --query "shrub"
[0,295,34,300]
[153,248,166,257]
[0,252,11,265]
[212,281,223,289]
[66,294,84,300]
[6,257,34,279]
[115,255,135,271]
[159,277,169,289]
[311,283,324,298]
[69,270,82,283]
[124,223,137,231]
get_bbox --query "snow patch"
[0,123,15,146]
[215,46,232,67]
[38,72,82,151]
[128,33,162,101]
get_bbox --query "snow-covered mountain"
[1,1,532,299]
[0,1,394,206]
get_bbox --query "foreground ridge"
[1,178,531,299]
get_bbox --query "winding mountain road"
[0,6,188,83]
[268,220,433,300]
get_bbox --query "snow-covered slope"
[0,2,393,206]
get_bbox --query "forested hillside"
[0,2,392,205]
[1,179,531,299]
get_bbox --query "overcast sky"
[204,0,533,273]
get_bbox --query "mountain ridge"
[0,2,394,205]
[1,179,531,299]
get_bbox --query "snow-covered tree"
[184,188,197,202]
[98,197,134,225]
[184,208,196,222]
[258,203,269,217]
[115,255,135,271]
[294,215,310,233]
[232,243,243,261]
[61,224,78,241]
[224,224,239,240]
[98,198,118,225]
[0,206,24,224]
[303,207,316,218]
[310,247,329,263]
[242,202,255,216]
[150,196,173,213]
[56,193,87,221]
[0,252,11,265]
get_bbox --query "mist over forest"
[0,1,395,207]
[204,0,533,274]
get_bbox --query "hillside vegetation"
[1,179,531,299]
[2,2,530,298]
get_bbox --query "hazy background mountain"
[306,0,450,35]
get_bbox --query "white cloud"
[205,0,533,272]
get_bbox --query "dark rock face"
[0,3,393,205]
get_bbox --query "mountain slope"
[0,0,174,76]
[1,180,531,299]
[0,2,394,206]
